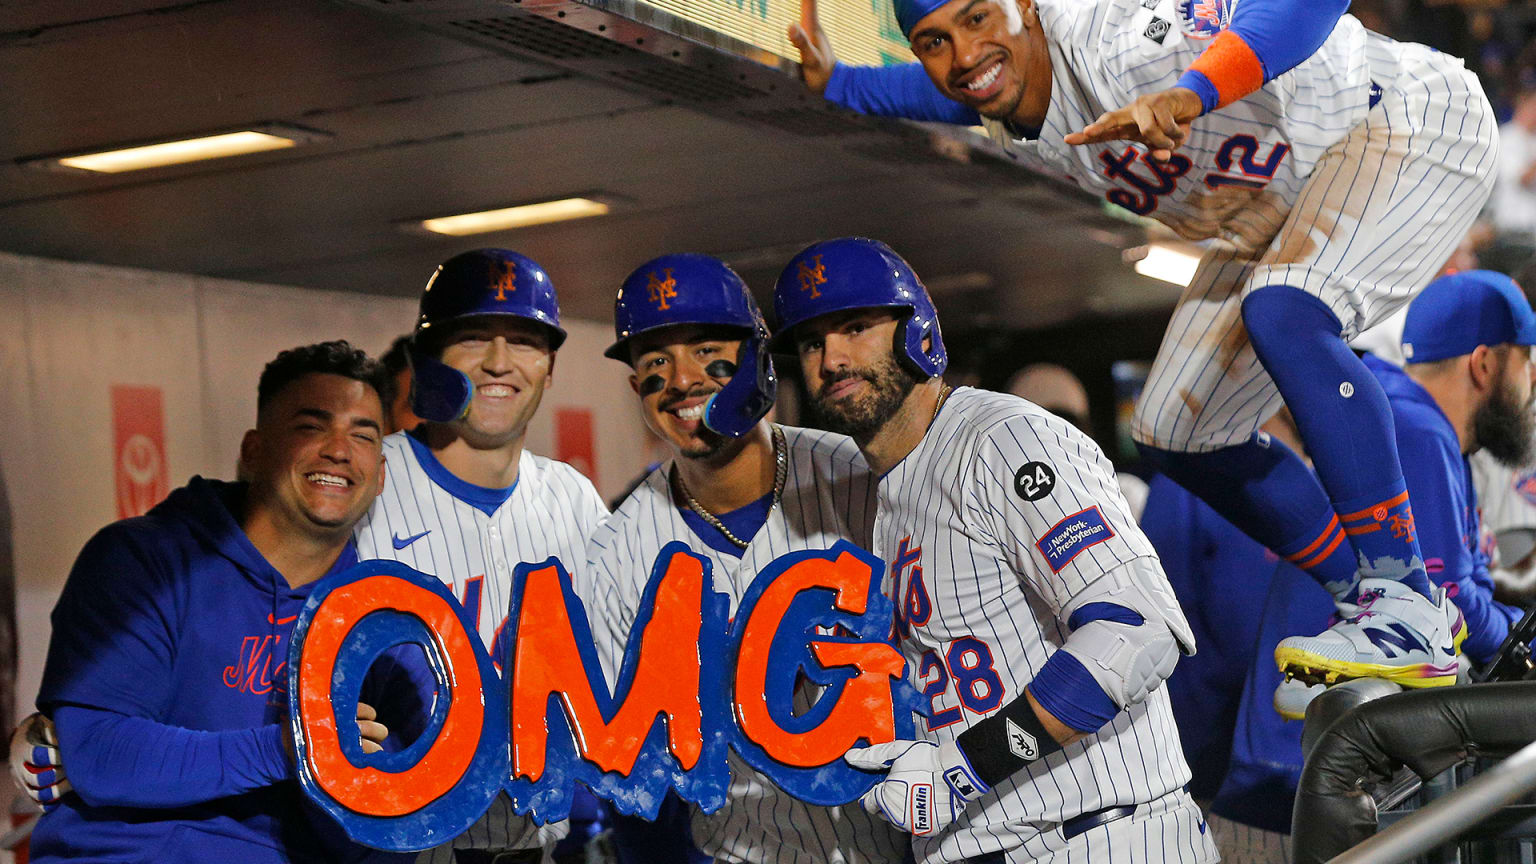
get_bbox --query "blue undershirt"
[676,490,775,558]
[406,428,517,516]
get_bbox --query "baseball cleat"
[1273,577,1466,688]
[1272,677,1327,720]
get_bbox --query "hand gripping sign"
[288,540,919,851]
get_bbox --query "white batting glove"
[843,739,988,835]
[9,713,71,809]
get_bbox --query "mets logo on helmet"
[490,259,517,301]
[647,269,677,310]
[798,255,827,299]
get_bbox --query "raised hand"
[787,0,838,95]
[1064,87,1202,162]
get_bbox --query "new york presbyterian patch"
[1036,506,1116,573]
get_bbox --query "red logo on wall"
[111,385,169,519]
[555,408,597,486]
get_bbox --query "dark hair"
[380,333,413,378]
[257,340,393,415]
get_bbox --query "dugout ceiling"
[0,0,1181,329]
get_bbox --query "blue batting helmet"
[606,253,776,438]
[409,248,567,423]
[768,237,946,378]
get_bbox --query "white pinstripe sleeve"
[966,411,1155,612]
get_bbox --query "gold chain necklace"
[931,384,951,428]
[676,425,787,550]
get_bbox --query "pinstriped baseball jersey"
[578,424,910,864]
[876,388,1214,863]
[992,0,1456,255]
[1471,451,1536,539]
[354,430,608,859]
[979,0,1496,452]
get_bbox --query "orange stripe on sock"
[1344,523,1382,536]
[1285,515,1342,563]
[1297,527,1347,571]
[1187,32,1265,110]
[1340,491,1411,523]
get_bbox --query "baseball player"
[772,237,1213,863]
[577,253,909,863]
[352,248,609,862]
[791,0,1495,690]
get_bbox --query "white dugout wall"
[0,250,659,729]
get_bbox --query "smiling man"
[794,0,1496,700]
[772,238,1210,864]
[577,253,909,864]
[28,342,414,863]
[350,248,609,863]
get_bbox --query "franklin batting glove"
[844,739,988,835]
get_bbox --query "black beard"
[811,354,922,442]
[1475,376,1536,468]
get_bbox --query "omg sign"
[286,540,919,851]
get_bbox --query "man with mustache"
[772,237,1210,863]
[793,0,1494,695]
[578,253,909,864]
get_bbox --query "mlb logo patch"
[1036,506,1116,573]
[1144,15,1172,43]
[1177,0,1232,38]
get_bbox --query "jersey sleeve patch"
[1036,506,1117,573]
[1177,0,1233,38]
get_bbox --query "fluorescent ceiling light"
[419,198,611,236]
[1130,243,1201,287]
[52,131,300,174]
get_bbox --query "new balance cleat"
[1273,677,1327,721]
[1274,578,1466,688]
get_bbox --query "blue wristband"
[1176,69,1220,115]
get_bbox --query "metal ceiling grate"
[609,64,765,102]
[448,15,637,60]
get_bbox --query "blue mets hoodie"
[32,476,418,863]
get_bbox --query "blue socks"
[1142,285,1432,603]
[1139,434,1359,596]
[1241,285,1431,599]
